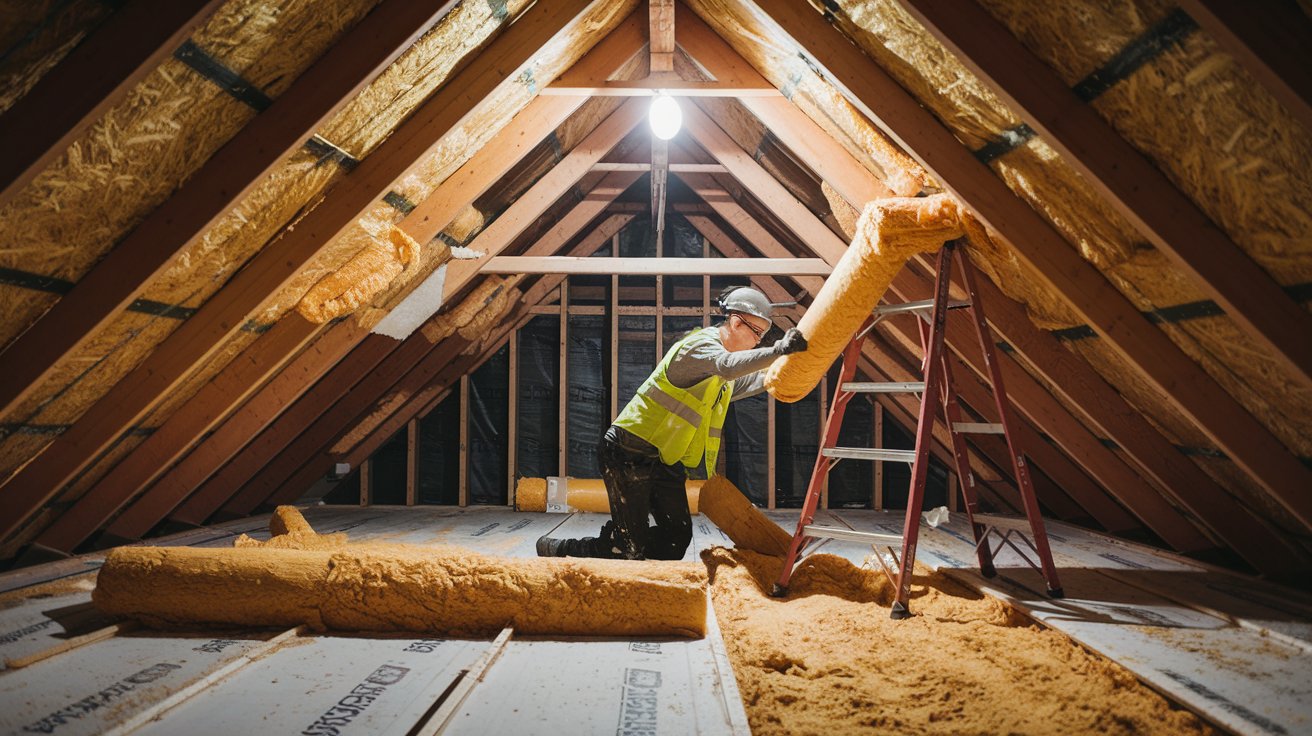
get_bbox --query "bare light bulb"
[649,94,682,140]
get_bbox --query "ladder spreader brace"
[769,241,1064,619]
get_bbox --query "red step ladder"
[770,241,1064,619]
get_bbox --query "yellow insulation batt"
[232,506,349,550]
[764,194,969,402]
[698,475,792,557]
[94,544,708,638]
[514,477,703,514]
[296,226,420,324]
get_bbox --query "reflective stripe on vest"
[613,327,734,473]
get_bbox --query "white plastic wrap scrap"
[371,264,447,340]
[923,506,949,528]
[449,246,485,260]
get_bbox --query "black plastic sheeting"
[516,316,560,479]
[370,429,408,504]
[566,314,607,477]
[418,389,460,505]
[774,385,821,507]
[468,344,510,505]
[664,214,704,307]
[723,392,768,505]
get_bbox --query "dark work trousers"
[593,426,693,560]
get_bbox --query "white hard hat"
[717,286,773,321]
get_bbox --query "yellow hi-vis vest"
[614,327,733,474]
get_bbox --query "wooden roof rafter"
[741,0,1312,526]
[39,90,635,557]
[0,0,227,212]
[312,216,637,494]
[682,21,1297,573]
[0,0,462,423]
[902,0,1312,394]
[676,103,1202,547]
[238,213,640,517]
[0,0,603,546]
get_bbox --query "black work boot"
[536,534,578,557]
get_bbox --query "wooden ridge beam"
[1177,0,1312,133]
[746,0,1312,523]
[185,186,636,524]
[0,0,598,545]
[650,0,675,72]
[72,93,606,551]
[0,0,225,211]
[884,267,1211,551]
[0,0,459,422]
[903,0,1312,393]
[481,256,831,275]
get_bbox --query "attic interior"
[0,0,1309,733]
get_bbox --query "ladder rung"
[823,447,917,463]
[873,298,971,316]
[952,422,1005,434]
[841,381,924,393]
[803,524,903,546]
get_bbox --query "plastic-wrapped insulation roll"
[514,477,703,514]
[764,194,968,402]
[94,544,708,638]
[698,475,792,557]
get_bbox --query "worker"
[537,286,807,560]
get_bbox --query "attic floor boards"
[0,506,1308,735]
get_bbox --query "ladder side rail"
[891,247,956,619]
[774,319,871,593]
[938,350,998,577]
[955,246,1063,596]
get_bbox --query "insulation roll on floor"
[93,544,708,638]
[699,475,792,556]
[764,194,969,402]
[515,477,703,514]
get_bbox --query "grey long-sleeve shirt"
[665,327,779,401]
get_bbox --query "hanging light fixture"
[649,94,682,140]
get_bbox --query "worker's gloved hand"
[774,328,808,355]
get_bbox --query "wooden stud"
[407,419,418,507]
[904,0,1312,393]
[747,0,1312,525]
[508,327,519,505]
[874,403,885,509]
[558,282,570,477]
[0,0,598,543]
[0,0,461,421]
[459,375,470,507]
[767,395,777,510]
[0,0,226,211]
[360,459,372,507]
[818,374,829,510]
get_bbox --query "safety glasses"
[735,314,767,343]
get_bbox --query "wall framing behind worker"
[536,286,807,561]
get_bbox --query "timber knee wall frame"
[771,242,1063,618]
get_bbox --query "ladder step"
[823,447,917,463]
[952,422,1005,434]
[841,381,925,393]
[803,524,903,546]
[873,298,971,317]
